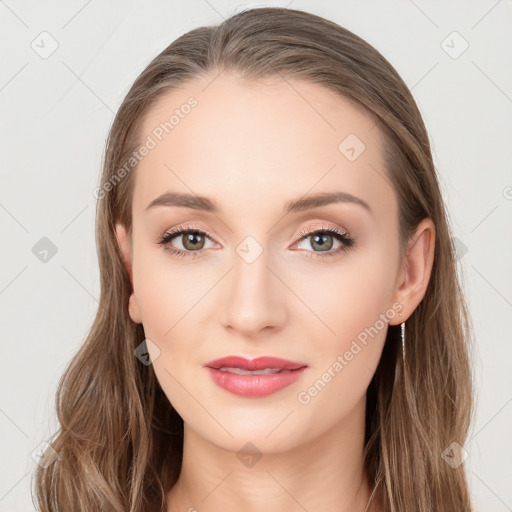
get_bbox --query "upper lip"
[204,356,307,371]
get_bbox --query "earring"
[398,311,406,363]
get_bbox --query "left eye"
[292,227,355,257]
[295,231,346,252]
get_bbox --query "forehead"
[132,73,395,221]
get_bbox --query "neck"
[166,396,379,512]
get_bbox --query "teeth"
[217,367,283,375]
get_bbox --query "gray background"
[1,0,511,510]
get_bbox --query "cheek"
[292,252,395,349]
[132,247,207,338]
[292,254,394,403]
[132,257,203,406]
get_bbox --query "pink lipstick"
[204,356,308,397]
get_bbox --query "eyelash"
[157,224,355,260]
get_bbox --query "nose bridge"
[221,233,286,334]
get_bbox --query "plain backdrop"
[1,1,511,510]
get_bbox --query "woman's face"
[116,73,410,452]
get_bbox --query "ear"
[389,218,436,325]
[115,223,142,325]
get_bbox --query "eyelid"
[294,222,350,240]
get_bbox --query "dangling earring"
[398,311,406,363]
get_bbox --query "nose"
[220,242,288,337]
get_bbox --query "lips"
[204,356,309,397]
[204,356,307,372]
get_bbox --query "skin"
[116,71,435,512]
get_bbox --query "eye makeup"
[156,222,355,261]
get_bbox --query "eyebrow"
[145,191,372,215]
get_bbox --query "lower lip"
[205,367,308,397]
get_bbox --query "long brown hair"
[32,7,475,511]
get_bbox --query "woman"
[33,7,475,512]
